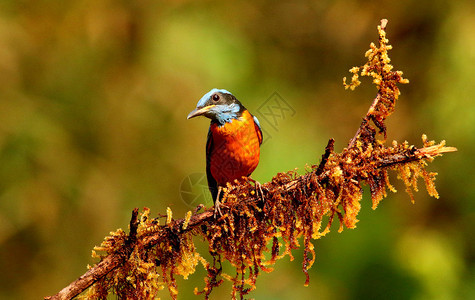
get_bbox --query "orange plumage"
[207,110,262,186]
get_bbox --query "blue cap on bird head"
[187,89,243,125]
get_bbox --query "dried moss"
[67,19,457,300]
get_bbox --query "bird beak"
[187,105,215,119]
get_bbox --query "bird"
[187,89,263,212]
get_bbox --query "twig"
[377,145,457,168]
[348,94,380,148]
[316,138,335,175]
[348,19,390,149]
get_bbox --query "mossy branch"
[45,19,456,300]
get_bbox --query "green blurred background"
[0,0,473,299]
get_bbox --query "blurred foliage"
[0,0,472,299]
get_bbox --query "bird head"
[187,89,244,125]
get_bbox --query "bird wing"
[206,127,218,202]
[253,115,263,145]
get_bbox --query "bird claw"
[257,182,265,202]
[193,204,204,214]
[249,177,265,202]
[250,178,265,202]
[214,200,223,218]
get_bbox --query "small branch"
[316,138,335,175]
[348,94,380,148]
[417,145,458,156]
[347,19,394,149]
[377,145,457,168]
[128,208,139,243]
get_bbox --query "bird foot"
[249,178,265,202]
[193,204,204,214]
[214,187,223,218]
[214,199,223,218]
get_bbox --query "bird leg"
[249,178,265,202]
[214,186,223,218]
[256,181,265,202]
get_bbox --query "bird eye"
[212,94,220,101]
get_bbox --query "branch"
[45,19,456,300]
[45,143,454,300]
[377,143,457,168]
[45,256,122,300]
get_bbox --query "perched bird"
[187,89,263,210]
